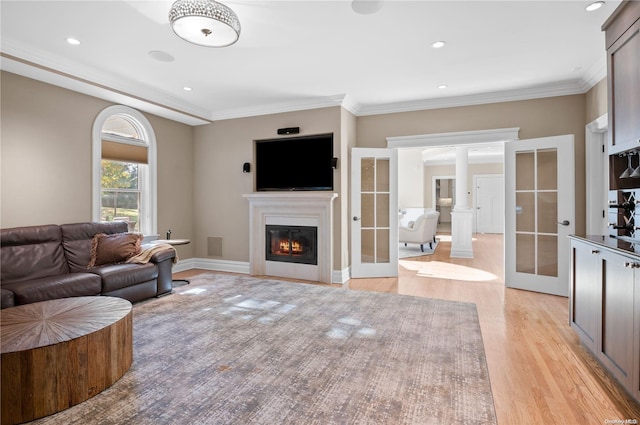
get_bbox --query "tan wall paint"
[193,107,347,269]
[586,77,608,123]
[0,71,195,258]
[356,95,587,234]
[423,163,504,210]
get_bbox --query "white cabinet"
[570,237,640,401]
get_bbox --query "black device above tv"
[255,133,334,191]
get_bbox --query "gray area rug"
[32,273,496,425]
[399,239,439,258]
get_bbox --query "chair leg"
[429,242,433,249]
[404,243,407,247]
[420,244,424,252]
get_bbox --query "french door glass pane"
[538,192,558,234]
[516,152,535,190]
[516,233,535,273]
[376,159,390,192]
[538,235,558,277]
[376,229,390,263]
[361,158,375,192]
[361,229,375,264]
[537,149,558,190]
[376,193,390,227]
[361,193,375,228]
[516,192,535,232]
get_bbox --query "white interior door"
[475,174,504,233]
[351,148,398,278]
[505,135,575,296]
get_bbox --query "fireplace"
[266,225,317,265]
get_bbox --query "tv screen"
[255,133,334,191]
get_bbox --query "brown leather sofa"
[0,222,176,309]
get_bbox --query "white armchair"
[399,211,440,252]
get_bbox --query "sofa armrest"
[149,247,176,264]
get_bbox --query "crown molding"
[356,79,591,117]
[209,94,346,121]
[581,54,608,89]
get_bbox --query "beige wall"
[356,95,588,234]
[0,71,195,259]
[586,77,608,124]
[423,163,504,211]
[192,107,348,269]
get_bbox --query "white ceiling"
[0,0,620,126]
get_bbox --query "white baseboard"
[174,258,350,285]
[333,267,350,285]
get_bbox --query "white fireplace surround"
[243,192,338,283]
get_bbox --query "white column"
[451,146,474,258]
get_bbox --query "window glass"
[100,160,140,232]
[103,115,140,139]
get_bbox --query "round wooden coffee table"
[1,296,133,425]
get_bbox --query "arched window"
[92,106,157,236]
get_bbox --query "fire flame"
[278,239,303,254]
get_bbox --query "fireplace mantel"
[243,192,338,283]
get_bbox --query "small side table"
[150,238,191,285]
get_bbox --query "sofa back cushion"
[61,222,128,272]
[1,224,69,283]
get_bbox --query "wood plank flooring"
[174,233,640,424]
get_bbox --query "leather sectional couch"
[0,222,176,309]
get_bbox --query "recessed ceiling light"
[586,1,604,12]
[438,84,448,89]
[148,50,175,63]
[65,37,80,45]
[183,86,193,91]
[351,0,383,15]
[432,41,446,49]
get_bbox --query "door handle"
[557,220,570,226]
[353,216,361,221]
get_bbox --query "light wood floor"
[174,233,640,424]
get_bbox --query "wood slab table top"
[1,296,131,353]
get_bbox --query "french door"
[504,135,575,296]
[350,148,398,278]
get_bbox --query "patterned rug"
[32,274,496,425]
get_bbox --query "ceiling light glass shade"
[585,1,605,12]
[169,0,240,47]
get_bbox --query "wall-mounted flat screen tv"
[255,133,334,191]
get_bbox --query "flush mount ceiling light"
[169,0,240,47]
[585,1,605,12]
[431,40,446,49]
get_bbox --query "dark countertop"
[569,234,640,257]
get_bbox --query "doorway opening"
[388,128,517,282]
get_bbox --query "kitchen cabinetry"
[603,0,640,155]
[570,236,640,401]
